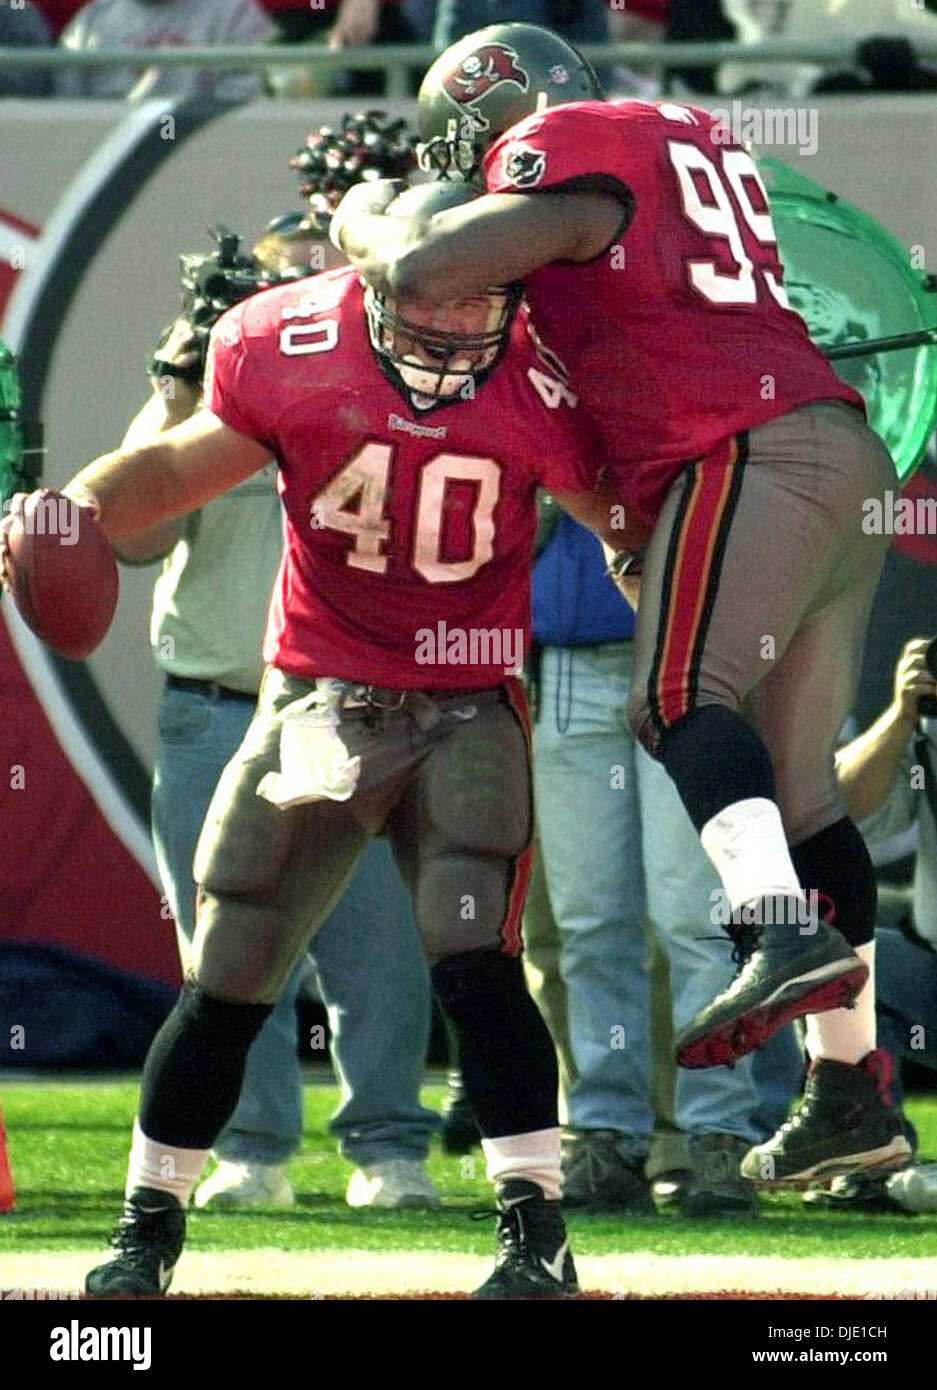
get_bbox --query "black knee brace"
[790,818,877,947]
[139,980,273,1149]
[658,705,776,832]
[432,951,558,1139]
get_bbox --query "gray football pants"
[190,670,533,1004]
[628,400,896,845]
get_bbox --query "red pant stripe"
[656,441,738,727]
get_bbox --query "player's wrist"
[606,547,645,582]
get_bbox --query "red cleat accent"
[677,965,868,1070]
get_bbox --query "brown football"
[5,489,118,660]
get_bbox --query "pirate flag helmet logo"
[441,43,530,133]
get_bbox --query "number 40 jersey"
[486,100,864,527]
[204,266,597,690]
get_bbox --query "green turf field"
[3,1078,937,1263]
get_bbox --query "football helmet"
[365,181,521,411]
[417,23,603,182]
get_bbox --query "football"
[4,489,118,660]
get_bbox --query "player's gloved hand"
[329,178,406,253]
[890,636,937,729]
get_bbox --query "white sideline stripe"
[2,100,171,888]
[4,1251,937,1298]
[1,602,158,883]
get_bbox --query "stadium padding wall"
[0,94,935,986]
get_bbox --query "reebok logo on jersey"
[502,143,546,190]
[387,413,447,439]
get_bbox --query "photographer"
[809,636,937,1210]
[116,115,442,1213]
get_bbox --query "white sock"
[700,797,804,914]
[804,940,876,1065]
[126,1119,209,1207]
[482,1128,562,1202]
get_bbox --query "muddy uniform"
[195,265,595,999]
[486,99,896,843]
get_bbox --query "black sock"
[139,980,273,1149]
[658,704,776,832]
[432,952,558,1138]
[790,818,877,947]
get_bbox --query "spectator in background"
[33,0,86,37]
[605,0,668,98]
[433,0,608,51]
[262,0,435,96]
[720,0,937,97]
[805,636,937,1210]
[56,0,272,102]
[664,0,735,94]
[0,0,54,96]
[527,511,762,1216]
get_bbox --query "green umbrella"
[763,157,937,481]
[0,341,43,506]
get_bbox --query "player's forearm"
[112,520,184,566]
[342,194,592,302]
[556,484,651,553]
[110,391,198,560]
[65,444,198,540]
[835,703,916,822]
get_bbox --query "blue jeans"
[876,925,937,1153]
[152,683,438,1166]
[534,643,760,1155]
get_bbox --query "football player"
[3,181,620,1300]
[332,22,911,1185]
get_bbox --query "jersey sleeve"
[526,378,601,495]
[203,303,276,451]
[484,103,634,210]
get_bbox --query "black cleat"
[742,1049,911,1187]
[802,1172,902,1213]
[474,1179,578,1300]
[677,902,868,1069]
[85,1187,186,1297]
[440,1070,481,1155]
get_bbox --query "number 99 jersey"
[485,100,864,527]
[204,266,597,690]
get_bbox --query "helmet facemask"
[366,284,520,410]
[417,118,483,183]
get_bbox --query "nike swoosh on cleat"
[540,1240,569,1284]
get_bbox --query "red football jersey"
[485,100,864,526]
[205,267,596,689]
